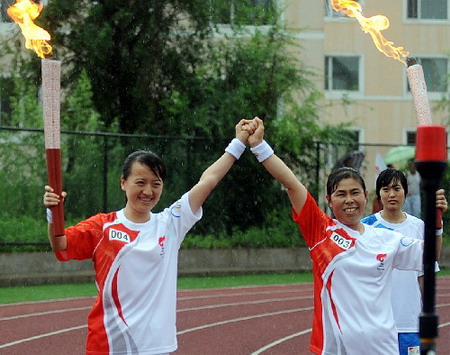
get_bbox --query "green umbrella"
[384,146,416,166]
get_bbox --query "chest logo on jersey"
[109,229,131,244]
[330,232,352,250]
[377,253,387,271]
[159,235,166,256]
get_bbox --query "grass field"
[1,270,448,305]
[0,272,314,305]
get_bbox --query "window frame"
[324,54,364,96]
[405,0,450,22]
[404,129,417,146]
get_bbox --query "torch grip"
[436,208,443,229]
[46,149,65,236]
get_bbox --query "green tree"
[39,0,213,134]
[1,1,352,239]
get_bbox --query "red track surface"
[1,277,449,354]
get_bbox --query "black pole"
[415,160,446,354]
[414,126,447,355]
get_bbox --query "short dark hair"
[326,167,366,196]
[121,150,166,181]
[375,168,408,200]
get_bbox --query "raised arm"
[248,117,308,214]
[188,119,256,214]
[43,185,67,251]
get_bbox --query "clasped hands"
[236,117,265,148]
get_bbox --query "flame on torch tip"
[331,0,409,65]
[7,0,52,59]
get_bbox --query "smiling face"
[327,177,368,230]
[121,162,164,223]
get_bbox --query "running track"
[1,277,449,354]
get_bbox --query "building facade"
[286,0,449,141]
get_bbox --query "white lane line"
[0,306,91,321]
[0,296,95,307]
[0,296,311,320]
[179,283,312,292]
[250,329,312,355]
[439,321,450,328]
[0,325,86,349]
[178,296,312,312]
[177,306,313,335]
[178,289,309,301]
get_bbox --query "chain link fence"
[1,126,449,244]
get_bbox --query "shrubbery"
[0,207,306,252]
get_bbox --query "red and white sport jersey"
[293,193,423,355]
[55,192,202,354]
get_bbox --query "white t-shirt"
[294,193,424,355]
[361,212,440,333]
[58,192,202,354]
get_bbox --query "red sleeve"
[56,213,109,261]
[292,193,334,248]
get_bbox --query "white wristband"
[250,140,274,162]
[225,138,246,159]
[46,208,53,224]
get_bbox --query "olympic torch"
[8,0,65,236]
[407,57,447,355]
[42,59,64,236]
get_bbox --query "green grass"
[177,272,313,290]
[0,272,313,305]
[1,270,449,305]
[0,283,98,304]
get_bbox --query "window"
[407,0,448,20]
[406,131,416,145]
[407,57,448,93]
[210,0,276,26]
[325,56,360,91]
[324,0,362,18]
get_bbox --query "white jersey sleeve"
[392,235,423,271]
[165,192,202,248]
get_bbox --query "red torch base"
[46,148,65,236]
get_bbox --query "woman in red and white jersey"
[43,119,257,355]
[247,117,426,355]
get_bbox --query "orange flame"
[7,0,52,59]
[331,0,408,65]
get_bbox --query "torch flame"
[7,0,52,59]
[331,0,409,65]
